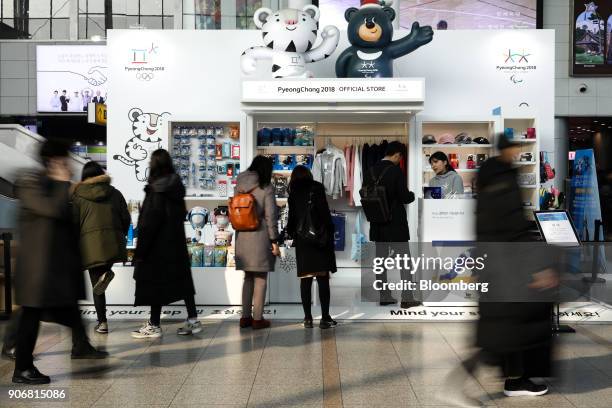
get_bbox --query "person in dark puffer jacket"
[72,161,130,334]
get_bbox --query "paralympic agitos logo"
[124,42,166,81]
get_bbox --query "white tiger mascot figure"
[113,107,170,182]
[241,5,340,78]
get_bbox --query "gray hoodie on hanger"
[429,171,464,198]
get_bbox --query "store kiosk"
[242,78,425,304]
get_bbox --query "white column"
[173,0,183,29]
[69,0,79,40]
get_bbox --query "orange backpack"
[228,188,260,231]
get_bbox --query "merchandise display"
[170,122,240,198]
[257,126,315,147]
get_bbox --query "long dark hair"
[289,165,313,192]
[148,149,175,184]
[81,161,105,181]
[248,155,273,188]
[429,151,454,174]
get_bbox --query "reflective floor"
[0,320,610,407]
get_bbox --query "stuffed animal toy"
[241,4,340,78]
[336,0,433,78]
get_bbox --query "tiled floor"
[0,320,610,407]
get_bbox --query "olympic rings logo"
[136,73,154,81]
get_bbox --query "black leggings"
[149,296,197,327]
[300,275,331,321]
[88,265,112,323]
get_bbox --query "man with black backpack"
[361,141,419,308]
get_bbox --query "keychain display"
[170,123,241,197]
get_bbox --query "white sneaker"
[131,322,162,339]
[177,320,203,335]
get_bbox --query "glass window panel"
[112,0,127,14]
[183,14,196,29]
[29,19,51,40]
[183,0,195,15]
[236,15,257,30]
[163,0,174,15]
[83,0,104,14]
[51,18,70,39]
[112,14,127,29]
[236,0,262,17]
[163,16,174,29]
[86,16,106,37]
[52,0,71,18]
[126,0,139,15]
[140,0,162,15]
[140,16,163,29]
[2,18,14,28]
[29,1,51,18]
[2,1,14,18]
[126,16,140,28]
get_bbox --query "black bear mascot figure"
[336,0,433,78]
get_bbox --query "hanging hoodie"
[312,145,347,199]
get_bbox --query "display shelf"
[513,161,536,166]
[185,196,230,201]
[519,185,538,188]
[256,146,314,152]
[422,144,493,148]
[523,206,536,210]
[514,139,537,144]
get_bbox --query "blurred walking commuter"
[72,161,131,333]
[234,156,279,330]
[287,166,337,329]
[440,135,556,406]
[12,139,108,385]
[131,149,201,338]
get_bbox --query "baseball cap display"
[422,134,437,144]
[473,136,490,144]
[455,132,472,144]
[437,133,455,144]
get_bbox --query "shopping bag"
[351,211,369,262]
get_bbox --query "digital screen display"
[572,0,612,76]
[317,1,539,30]
[36,45,107,113]
[535,211,581,246]
[398,0,538,30]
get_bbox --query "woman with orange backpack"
[233,156,280,329]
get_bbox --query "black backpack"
[360,166,392,223]
[296,189,329,247]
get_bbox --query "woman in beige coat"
[234,156,279,329]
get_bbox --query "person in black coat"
[12,139,107,385]
[131,149,201,339]
[439,136,557,405]
[365,142,418,308]
[287,166,337,329]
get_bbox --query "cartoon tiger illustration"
[113,108,170,182]
[241,5,340,78]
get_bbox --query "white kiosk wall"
[106,29,554,308]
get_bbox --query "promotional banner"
[570,149,603,241]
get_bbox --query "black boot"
[1,345,16,360]
[12,366,50,384]
[71,342,109,359]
